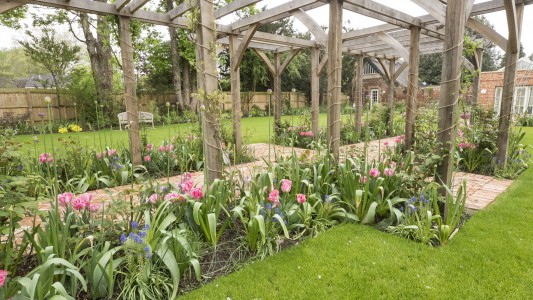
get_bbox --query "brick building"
[361,59,440,107]
[477,58,533,115]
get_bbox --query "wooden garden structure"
[1,0,531,189]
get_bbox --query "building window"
[370,89,379,108]
[494,87,502,116]
[514,87,527,114]
[494,86,533,115]
[364,63,377,75]
[528,87,533,115]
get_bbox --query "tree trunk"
[79,6,114,122]
[166,0,184,112]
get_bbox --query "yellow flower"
[69,124,83,132]
[58,127,68,134]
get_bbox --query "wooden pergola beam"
[168,0,196,20]
[253,49,275,74]
[215,0,262,19]
[376,32,409,62]
[232,24,259,71]
[291,9,327,46]
[410,0,446,24]
[115,0,132,11]
[466,18,507,50]
[127,0,150,14]
[405,26,420,151]
[229,0,320,30]
[0,0,31,13]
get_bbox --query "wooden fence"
[0,89,311,123]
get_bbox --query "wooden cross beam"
[127,0,150,14]
[291,9,327,46]
[215,0,262,19]
[0,0,31,13]
[115,0,131,11]
[466,18,507,50]
[168,0,196,20]
[232,24,259,71]
[229,0,321,30]
[376,31,409,62]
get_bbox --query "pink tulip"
[146,144,154,151]
[268,189,280,205]
[190,187,203,200]
[281,179,292,193]
[395,136,402,144]
[73,198,85,210]
[58,192,73,206]
[144,155,151,162]
[384,141,389,147]
[165,193,185,202]
[0,269,7,288]
[147,193,158,204]
[369,168,380,178]
[359,175,367,184]
[296,194,306,204]
[77,193,92,207]
[384,168,394,177]
[89,204,101,213]
[180,180,193,193]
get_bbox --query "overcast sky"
[1,0,532,56]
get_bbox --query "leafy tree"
[529,52,533,61]
[19,28,80,110]
[0,48,48,87]
[0,7,26,29]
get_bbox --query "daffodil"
[58,127,68,134]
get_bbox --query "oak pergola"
[2,0,530,188]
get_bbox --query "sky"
[1,0,533,56]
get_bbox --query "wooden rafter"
[168,0,196,20]
[253,49,275,74]
[1,0,31,13]
[291,9,327,46]
[229,0,322,30]
[466,18,507,50]
[127,0,150,14]
[215,0,262,19]
[376,32,409,62]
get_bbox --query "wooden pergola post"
[387,58,396,135]
[311,47,320,138]
[196,0,222,182]
[327,0,343,156]
[229,35,242,158]
[355,54,363,137]
[118,16,142,165]
[435,0,467,194]
[496,2,524,166]
[471,47,484,106]
[273,52,282,136]
[404,26,420,150]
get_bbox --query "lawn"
[180,128,533,299]
[13,113,338,154]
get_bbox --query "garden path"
[14,137,512,239]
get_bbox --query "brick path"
[14,137,513,235]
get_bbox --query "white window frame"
[370,89,379,108]
[514,86,527,114]
[494,87,502,116]
[528,87,533,115]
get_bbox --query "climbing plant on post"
[192,0,223,183]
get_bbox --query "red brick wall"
[478,70,533,109]
[362,75,441,107]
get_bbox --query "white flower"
[44,96,51,103]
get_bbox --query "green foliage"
[19,28,80,90]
